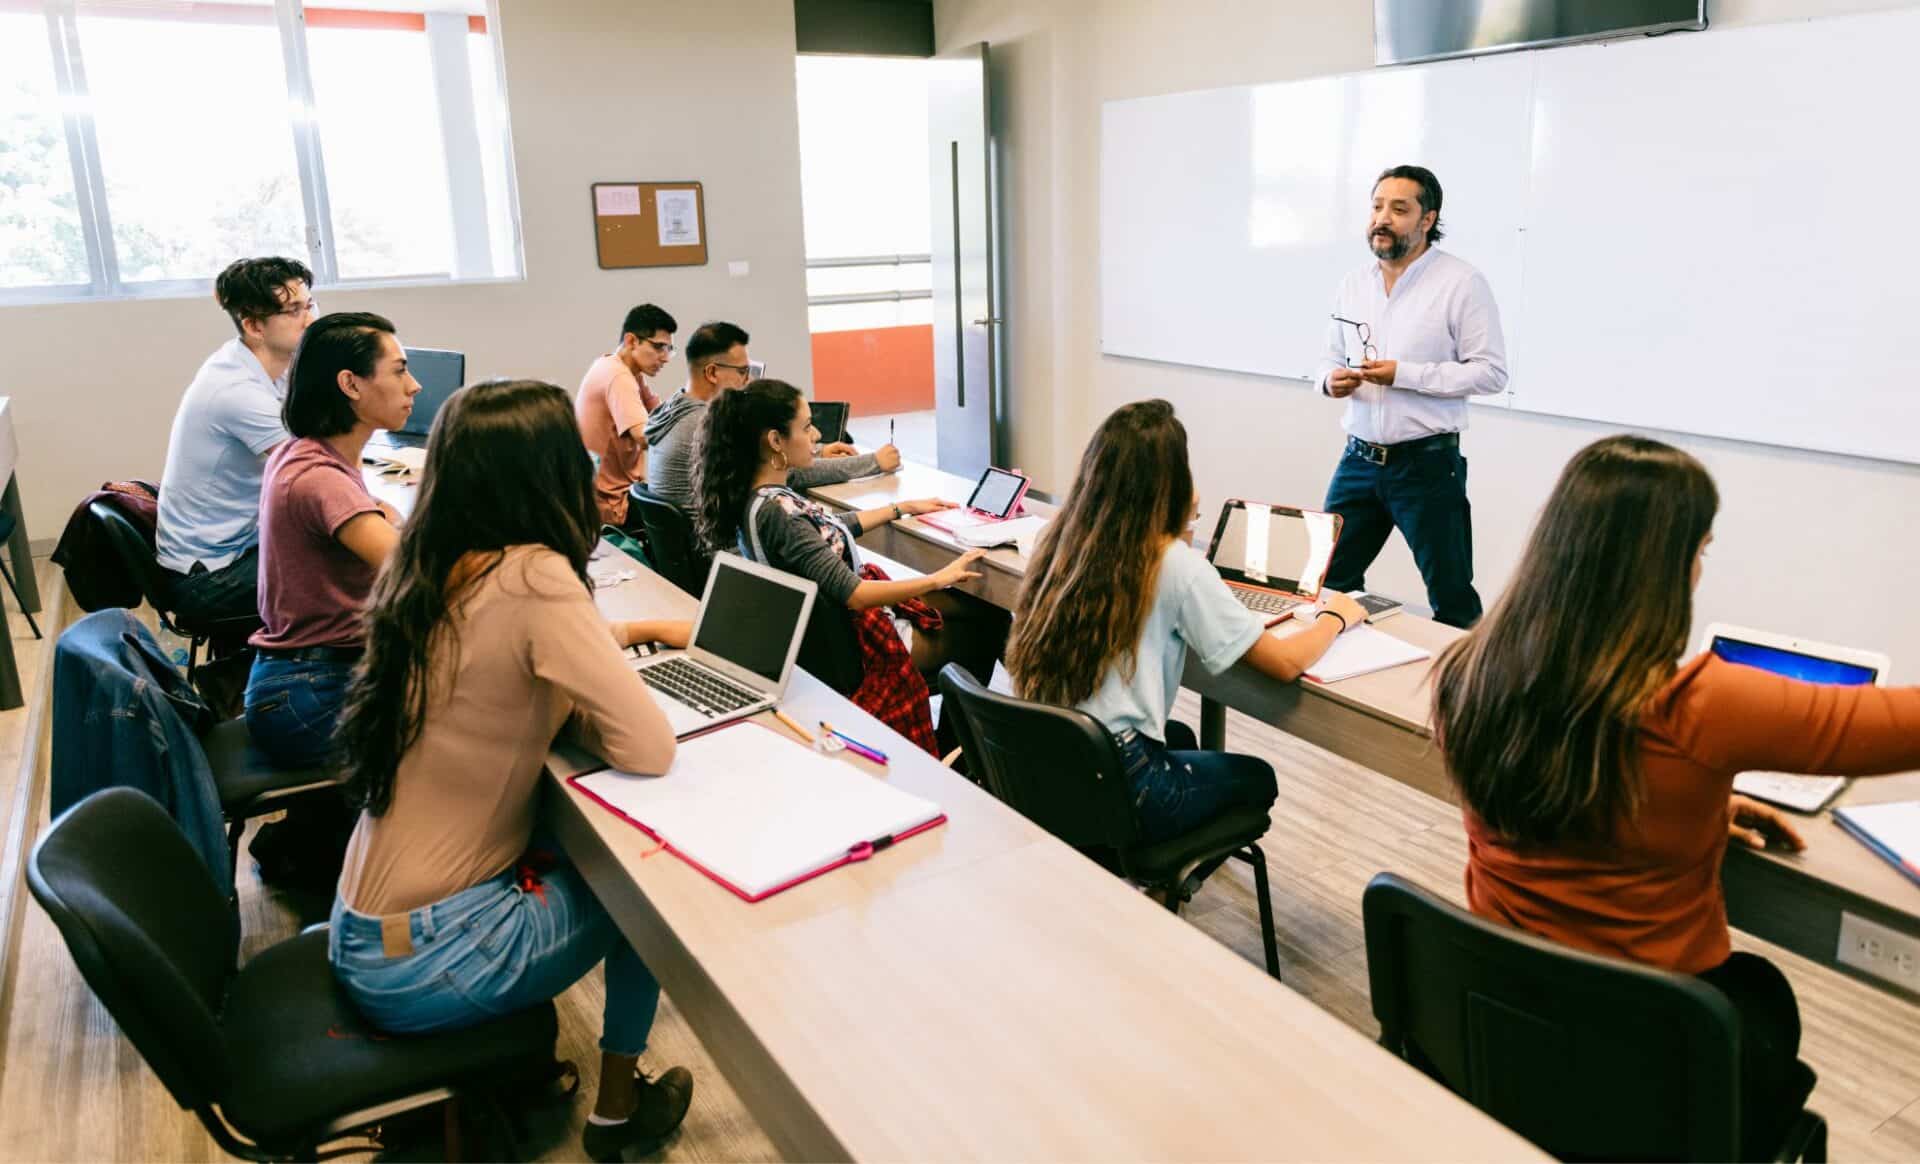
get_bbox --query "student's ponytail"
[692,379,803,552]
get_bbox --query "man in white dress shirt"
[1315,165,1507,628]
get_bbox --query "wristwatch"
[891,503,903,520]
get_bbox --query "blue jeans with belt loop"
[329,853,660,1056]
[244,653,355,769]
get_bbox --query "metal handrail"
[804,253,932,269]
[808,289,933,307]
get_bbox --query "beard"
[1369,228,1411,260]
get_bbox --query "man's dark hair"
[213,256,314,335]
[1375,164,1444,245]
[620,303,678,344]
[685,321,750,374]
[284,312,396,438]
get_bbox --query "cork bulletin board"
[591,181,708,269]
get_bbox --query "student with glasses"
[155,256,319,626]
[1315,164,1507,628]
[643,321,903,510]
[576,302,677,528]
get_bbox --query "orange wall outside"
[809,324,935,415]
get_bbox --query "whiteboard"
[1100,52,1531,402]
[1099,7,1920,463]
[1515,11,1920,462]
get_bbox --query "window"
[0,0,522,303]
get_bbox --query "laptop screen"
[1710,635,1879,686]
[810,401,849,444]
[1206,502,1339,596]
[399,347,465,437]
[692,558,812,683]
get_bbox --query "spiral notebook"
[569,720,945,901]
[1833,801,1920,887]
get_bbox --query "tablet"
[1698,623,1888,688]
[810,401,850,444]
[967,467,1029,519]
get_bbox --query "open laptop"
[371,347,465,450]
[1702,624,1891,813]
[631,552,817,738]
[1204,500,1343,625]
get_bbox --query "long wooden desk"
[361,467,1540,1159]
[811,461,1920,1003]
[552,551,1541,1160]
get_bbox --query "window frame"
[0,0,523,306]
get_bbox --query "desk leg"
[1200,696,1226,751]
[2,474,38,613]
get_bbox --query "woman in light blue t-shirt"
[1006,400,1365,844]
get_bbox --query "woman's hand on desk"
[1728,794,1807,853]
[897,498,956,516]
[1316,592,1367,632]
[613,619,692,651]
[818,441,858,458]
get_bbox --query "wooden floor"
[1,571,1917,1160]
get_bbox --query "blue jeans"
[244,655,354,769]
[1117,721,1278,845]
[329,855,660,1056]
[1323,437,1482,628]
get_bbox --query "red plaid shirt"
[848,564,940,755]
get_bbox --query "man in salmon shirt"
[576,303,677,527]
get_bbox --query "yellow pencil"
[773,708,816,743]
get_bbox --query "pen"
[889,418,895,446]
[819,720,889,765]
[772,708,816,743]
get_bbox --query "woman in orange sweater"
[1433,434,1920,1156]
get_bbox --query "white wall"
[938,0,1920,675]
[0,0,813,546]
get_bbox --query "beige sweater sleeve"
[521,553,678,775]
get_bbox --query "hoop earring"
[773,448,789,472]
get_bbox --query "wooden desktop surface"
[542,549,1542,1161]
[809,461,1920,999]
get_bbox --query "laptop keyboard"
[1231,588,1304,617]
[642,657,760,717]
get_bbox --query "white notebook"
[572,722,945,901]
[953,514,1048,550]
[1298,624,1433,683]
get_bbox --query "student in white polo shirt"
[155,256,317,626]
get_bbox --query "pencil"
[773,708,816,743]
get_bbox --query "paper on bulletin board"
[595,184,641,216]
[657,188,701,247]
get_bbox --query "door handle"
[971,317,1002,326]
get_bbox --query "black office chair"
[626,484,710,597]
[198,716,345,884]
[938,663,1280,978]
[88,500,257,683]
[1362,872,1827,1163]
[28,787,562,1161]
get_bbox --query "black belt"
[255,644,364,664]
[1344,431,1459,466]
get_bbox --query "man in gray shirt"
[643,321,901,509]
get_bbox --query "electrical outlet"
[1836,911,1920,990]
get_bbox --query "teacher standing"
[1316,164,1507,628]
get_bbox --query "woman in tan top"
[1432,434,1920,1157]
[328,379,695,1161]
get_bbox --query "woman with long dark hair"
[1006,400,1364,843]
[1433,434,1920,1157]
[329,379,696,1161]
[692,380,1006,753]
[244,311,411,768]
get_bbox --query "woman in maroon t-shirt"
[243,312,415,770]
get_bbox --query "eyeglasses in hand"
[1332,315,1378,365]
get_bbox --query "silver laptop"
[631,552,816,738]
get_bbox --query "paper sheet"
[595,184,641,216]
[656,188,701,246]
[1296,624,1433,683]
[363,445,426,474]
[574,723,942,899]
[954,514,1048,549]
[1243,502,1271,583]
